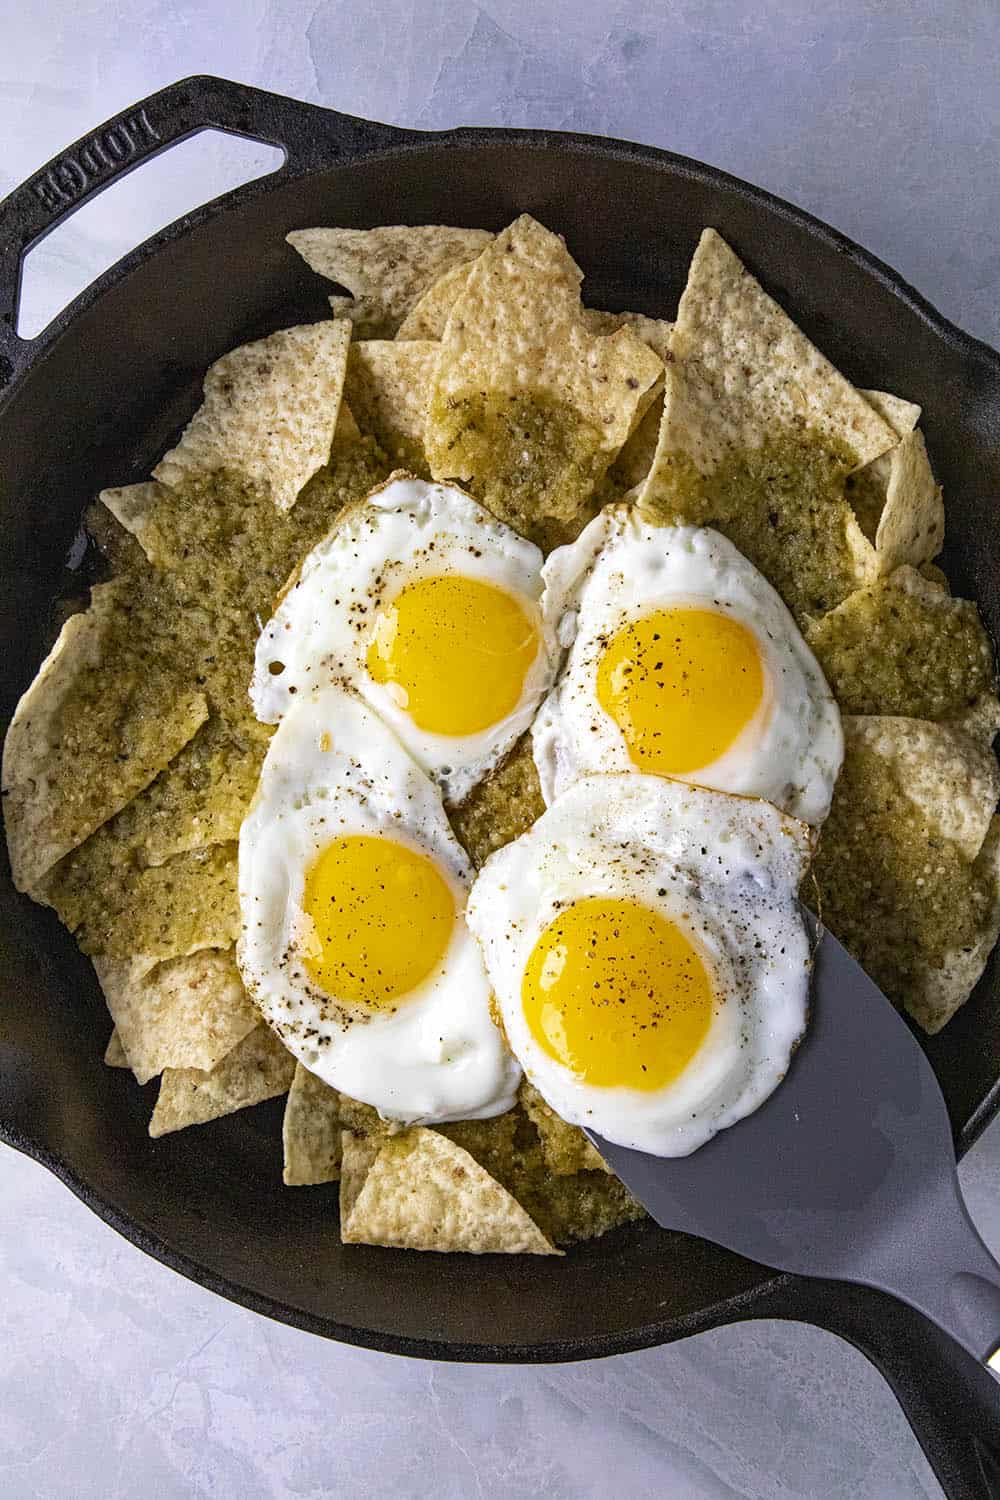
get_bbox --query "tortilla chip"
[438,1112,640,1247]
[282,1065,342,1185]
[396,261,479,340]
[398,255,673,356]
[108,716,267,867]
[94,945,258,1085]
[861,389,922,434]
[44,838,240,963]
[813,715,1000,1031]
[644,230,895,476]
[98,481,173,565]
[287,225,493,337]
[638,230,897,619]
[104,1028,129,1068]
[92,450,390,757]
[908,815,1000,1032]
[339,1128,383,1221]
[519,1081,608,1174]
[425,215,662,545]
[153,322,351,512]
[340,1127,560,1254]
[580,309,673,361]
[845,390,922,541]
[847,716,999,862]
[585,314,671,490]
[343,341,437,471]
[874,429,944,573]
[299,1095,637,1248]
[149,1023,295,1137]
[396,257,669,492]
[2,580,209,892]
[450,733,544,867]
[805,566,996,727]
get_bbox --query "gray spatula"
[587,913,1000,1472]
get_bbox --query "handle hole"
[16,130,285,338]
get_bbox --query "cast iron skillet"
[1,77,999,1499]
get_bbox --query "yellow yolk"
[301,835,454,1006]
[366,574,538,737]
[596,606,765,776]
[521,897,714,1091]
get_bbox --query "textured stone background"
[2,3,999,1496]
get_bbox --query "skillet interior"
[2,117,1000,1361]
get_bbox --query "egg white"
[238,685,520,1123]
[466,773,813,1157]
[531,507,843,824]
[252,474,558,805]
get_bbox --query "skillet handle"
[749,1275,1000,1500]
[0,74,412,384]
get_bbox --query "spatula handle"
[850,1164,1000,1368]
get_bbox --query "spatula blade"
[587,913,955,1283]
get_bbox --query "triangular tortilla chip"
[580,316,672,490]
[638,229,897,619]
[98,481,173,565]
[804,566,995,727]
[44,838,240,963]
[874,429,945,573]
[846,390,922,544]
[846,716,999,862]
[287,225,493,338]
[581,309,673,361]
[94,945,258,1085]
[909,815,1000,1033]
[396,257,669,491]
[396,260,480,340]
[643,230,896,477]
[283,1064,342,1185]
[861,389,922,433]
[340,1127,560,1254]
[425,215,662,544]
[2,580,208,892]
[398,253,673,357]
[519,1081,608,1174]
[104,1028,129,1068]
[814,715,1000,1031]
[149,1023,295,1137]
[153,322,351,512]
[343,341,437,471]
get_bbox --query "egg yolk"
[521,897,714,1091]
[596,606,765,776]
[300,835,454,1007]
[366,574,539,737]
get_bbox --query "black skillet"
[1,77,999,1500]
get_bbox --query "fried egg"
[532,508,843,823]
[238,685,520,1122]
[252,475,557,805]
[466,773,812,1157]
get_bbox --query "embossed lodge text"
[32,108,161,212]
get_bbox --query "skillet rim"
[2,80,1000,1365]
